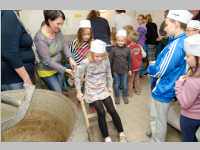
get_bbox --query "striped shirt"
[69,39,90,65]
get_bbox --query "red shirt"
[127,41,142,71]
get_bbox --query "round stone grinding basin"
[1,89,77,142]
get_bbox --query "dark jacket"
[90,17,111,44]
[1,10,35,85]
[145,22,159,45]
[109,46,131,74]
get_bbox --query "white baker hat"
[79,19,91,28]
[167,10,193,24]
[184,34,200,57]
[187,20,200,30]
[90,39,107,53]
[116,29,127,37]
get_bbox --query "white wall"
[19,10,165,37]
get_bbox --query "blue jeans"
[113,73,128,97]
[180,115,200,142]
[1,82,24,91]
[41,73,64,93]
[146,44,157,61]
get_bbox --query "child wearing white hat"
[67,19,92,87]
[186,20,200,36]
[175,34,200,142]
[109,29,131,104]
[75,39,127,142]
[147,10,194,142]
[69,19,92,65]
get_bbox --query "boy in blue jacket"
[147,10,193,142]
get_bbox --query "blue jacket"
[147,33,187,103]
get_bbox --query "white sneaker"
[119,134,128,142]
[105,137,112,142]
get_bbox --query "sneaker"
[119,134,128,142]
[105,137,112,142]
[123,97,129,104]
[115,97,120,104]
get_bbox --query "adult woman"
[1,10,35,91]
[136,14,147,76]
[34,10,76,92]
[87,10,111,46]
[145,14,159,62]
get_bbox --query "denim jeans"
[180,115,200,142]
[41,73,64,93]
[146,44,157,62]
[1,82,24,91]
[113,73,128,97]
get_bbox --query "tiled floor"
[67,76,181,142]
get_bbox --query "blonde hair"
[146,14,153,23]
[187,56,200,77]
[88,51,108,62]
[77,28,93,47]
[124,25,139,42]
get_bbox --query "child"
[124,26,143,96]
[67,19,92,87]
[136,14,147,47]
[175,34,200,142]
[147,10,193,142]
[109,29,131,104]
[136,14,148,77]
[186,20,200,36]
[75,39,127,142]
[69,19,92,65]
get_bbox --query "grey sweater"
[34,30,71,73]
[75,58,113,103]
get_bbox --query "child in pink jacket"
[175,34,200,142]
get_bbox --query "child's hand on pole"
[77,92,84,101]
[108,87,113,93]
[69,57,77,70]
[66,68,74,77]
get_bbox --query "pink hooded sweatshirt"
[175,72,200,120]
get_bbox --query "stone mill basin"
[1,89,77,142]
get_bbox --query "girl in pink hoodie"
[175,34,200,142]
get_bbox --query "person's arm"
[175,78,200,109]
[74,60,88,101]
[109,47,114,67]
[63,38,77,70]
[15,67,32,85]
[139,44,147,58]
[105,20,111,41]
[105,58,113,91]
[147,40,184,78]
[2,10,32,85]
[127,48,131,71]
[34,35,68,74]
[145,24,151,41]
[154,23,159,39]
